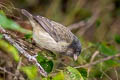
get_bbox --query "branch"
[14,57,22,80]
[0,67,15,76]
[87,51,99,76]
[114,68,119,80]
[68,21,86,30]
[0,26,47,77]
[75,53,120,68]
[77,9,100,35]
[68,9,101,35]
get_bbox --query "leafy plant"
[20,65,37,80]
[37,52,54,73]
[0,10,32,34]
[99,43,118,56]
[0,39,20,61]
[64,66,84,80]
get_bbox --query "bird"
[21,9,82,61]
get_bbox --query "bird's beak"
[73,54,78,61]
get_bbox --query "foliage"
[64,66,84,80]
[20,65,37,80]
[0,39,20,62]
[0,0,120,80]
[99,43,118,56]
[0,10,32,34]
[43,66,85,80]
[37,52,54,73]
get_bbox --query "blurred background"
[0,0,120,80]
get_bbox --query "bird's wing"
[33,16,74,43]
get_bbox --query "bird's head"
[66,36,82,61]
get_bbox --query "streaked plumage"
[21,9,82,61]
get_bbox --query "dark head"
[66,36,82,61]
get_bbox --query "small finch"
[21,9,82,61]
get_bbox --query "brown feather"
[33,16,74,43]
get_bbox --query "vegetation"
[0,0,120,80]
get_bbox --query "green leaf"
[52,71,64,80]
[0,34,3,39]
[114,34,120,44]
[99,43,118,56]
[41,60,53,73]
[24,34,33,43]
[20,65,37,80]
[42,78,48,80]
[64,66,84,80]
[0,39,20,61]
[24,34,33,39]
[77,68,87,79]
[42,77,51,80]
[36,52,53,73]
[36,52,46,63]
[0,10,32,34]
[102,60,120,70]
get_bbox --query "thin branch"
[114,68,119,80]
[68,9,100,33]
[0,67,15,76]
[77,9,100,35]
[0,26,47,77]
[75,53,120,68]
[87,51,99,76]
[90,51,99,62]
[68,21,86,30]
[14,57,22,80]
[100,70,113,80]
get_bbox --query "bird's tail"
[21,9,37,28]
[21,9,33,20]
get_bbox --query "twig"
[114,68,119,80]
[68,21,86,30]
[87,51,99,76]
[0,26,47,77]
[68,9,100,34]
[14,57,22,80]
[100,70,113,80]
[90,51,99,63]
[77,9,100,35]
[75,53,120,68]
[0,67,15,76]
